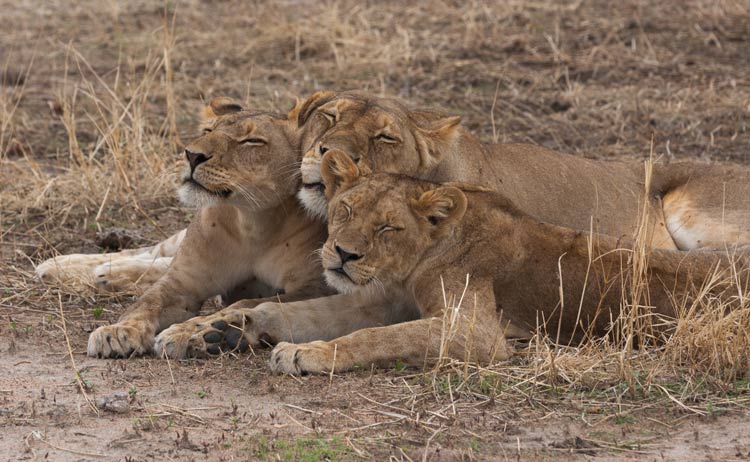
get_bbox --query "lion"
[297,91,750,250]
[35,91,337,294]
[83,97,334,358]
[43,90,750,294]
[266,150,749,374]
[152,90,750,361]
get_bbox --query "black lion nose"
[335,245,362,264]
[185,149,210,172]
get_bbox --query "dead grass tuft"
[423,163,750,421]
[416,147,750,428]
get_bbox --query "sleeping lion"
[268,150,749,374]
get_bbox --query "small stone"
[96,391,131,414]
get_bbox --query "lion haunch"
[267,150,748,375]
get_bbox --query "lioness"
[154,90,750,361]
[267,150,748,374]
[35,92,337,293]
[298,91,750,249]
[85,97,333,358]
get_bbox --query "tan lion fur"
[171,90,749,365]
[297,91,750,250]
[267,151,748,374]
[86,98,331,358]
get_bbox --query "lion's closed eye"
[240,137,267,146]
[334,203,352,222]
[319,111,336,123]
[374,133,400,144]
[376,224,403,235]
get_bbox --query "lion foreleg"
[269,281,510,374]
[155,291,415,359]
[87,211,253,358]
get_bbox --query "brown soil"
[3,327,750,461]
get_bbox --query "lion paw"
[154,310,257,359]
[93,256,170,293]
[87,319,155,358]
[36,254,105,286]
[269,341,335,375]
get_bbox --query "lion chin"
[323,269,365,294]
[177,181,225,208]
[297,185,328,220]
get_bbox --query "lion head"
[295,91,463,219]
[178,97,310,210]
[318,149,467,294]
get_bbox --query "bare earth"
[3,323,750,461]
[1,0,749,460]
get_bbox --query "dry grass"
[2,0,750,459]
[423,152,750,432]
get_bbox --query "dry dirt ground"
[1,0,750,460]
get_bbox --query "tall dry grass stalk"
[161,3,180,149]
[0,50,33,162]
[426,147,749,410]
[3,13,183,233]
[613,144,659,392]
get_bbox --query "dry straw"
[426,147,749,414]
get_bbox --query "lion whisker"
[227,180,262,208]
[309,248,324,264]
[369,275,387,297]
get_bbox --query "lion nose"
[185,149,210,172]
[335,244,362,264]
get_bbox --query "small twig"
[344,437,368,459]
[57,293,99,416]
[341,418,403,433]
[29,430,106,458]
[161,347,177,394]
[422,427,443,462]
[356,392,412,415]
[94,184,111,225]
[490,79,501,143]
[283,403,322,415]
[284,411,314,432]
[329,342,338,386]
[653,383,707,416]
[150,402,211,424]
[131,198,169,239]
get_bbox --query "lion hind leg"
[93,256,172,293]
[36,228,185,289]
[663,186,750,250]
[36,253,114,286]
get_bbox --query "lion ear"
[411,110,461,169]
[321,149,365,199]
[296,90,336,127]
[286,96,305,122]
[411,186,467,234]
[209,97,244,115]
[202,97,244,123]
